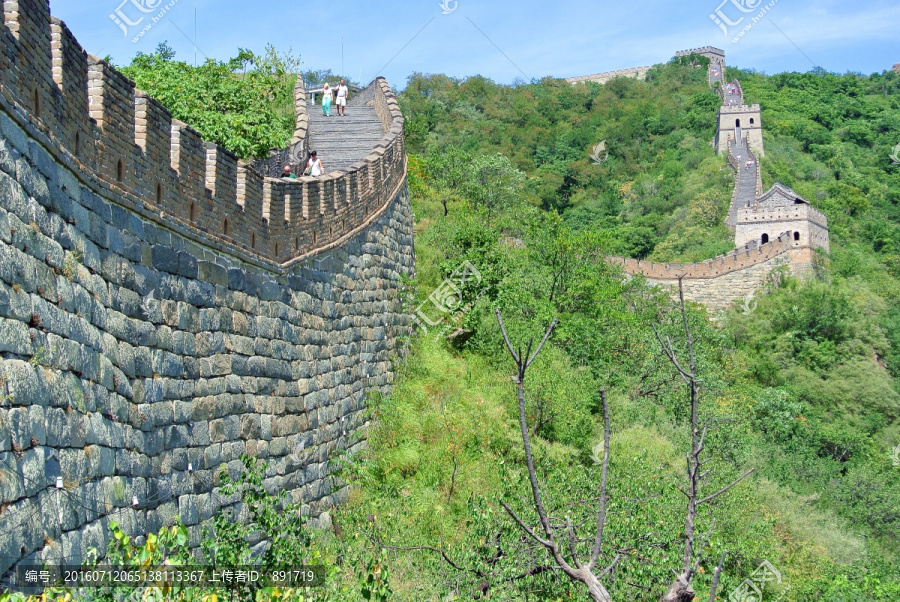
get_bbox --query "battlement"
[609,232,796,281]
[718,103,762,115]
[675,46,725,60]
[736,203,828,227]
[0,0,405,270]
[567,66,652,85]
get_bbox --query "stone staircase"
[306,95,387,173]
[726,135,760,226]
[709,61,724,95]
[723,80,743,106]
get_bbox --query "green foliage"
[119,42,299,158]
[61,249,82,281]
[356,64,900,599]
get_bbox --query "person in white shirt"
[305,151,324,177]
[335,80,349,116]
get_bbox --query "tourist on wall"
[323,83,334,116]
[305,151,324,177]
[336,80,349,116]
[282,164,297,179]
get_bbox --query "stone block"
[151,245,179,274]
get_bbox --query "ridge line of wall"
[607,232,796,281]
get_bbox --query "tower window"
[117,159,125,182]
[794,231,800,241]
[761,233,769,244]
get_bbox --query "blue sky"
[51,0,899,89]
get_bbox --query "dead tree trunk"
[654,278,754,602]
[495,310,619,602]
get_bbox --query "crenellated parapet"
[0,0,406,272]
[609,232,796,281]
[566,66,652,85]
[675,46,725,60]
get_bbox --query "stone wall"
[607,233,816,312]
[609,240,814,312]
[0,107,414,574]
[645,248,813,312]
[735,204,830,252]
[716,104,765,157]
[674,46,725,61]
[0,0,415,579]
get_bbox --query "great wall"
[0,0,831,581]
[572,46,829,311]
[0,0,413,577]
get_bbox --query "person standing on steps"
[305,151,324,177]
[322,83,333,117]
[335,79,349,116]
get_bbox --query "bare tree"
[495,309,620,602]
[653,278,754,602]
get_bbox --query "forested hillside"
[330,59,900,600]
[60,49,899,601]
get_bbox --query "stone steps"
[727,136,760,224]
[307,98,387,172]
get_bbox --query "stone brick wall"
[609,240,814,312]
[0,108,414,574]
[735,204,830,253]
[674,46,725,61]
[0,0,415,579]
[645,248,813,312]
[607,233,819,311]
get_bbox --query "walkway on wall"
[726,135,760,226]
[307,96,387,173]
[709,61,724,91]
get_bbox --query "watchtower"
[716,103,764,157]
[735,183,829,252]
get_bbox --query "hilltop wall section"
[0,0,414,576]
[566,66,651,86]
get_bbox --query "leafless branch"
[657,277,754,602]
[495,310,613,602]
[697,468,755,506]
[587,390,611,570]
[500,501,553,549]
[708,549,727,602]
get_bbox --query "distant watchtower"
[716,103,764,157]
